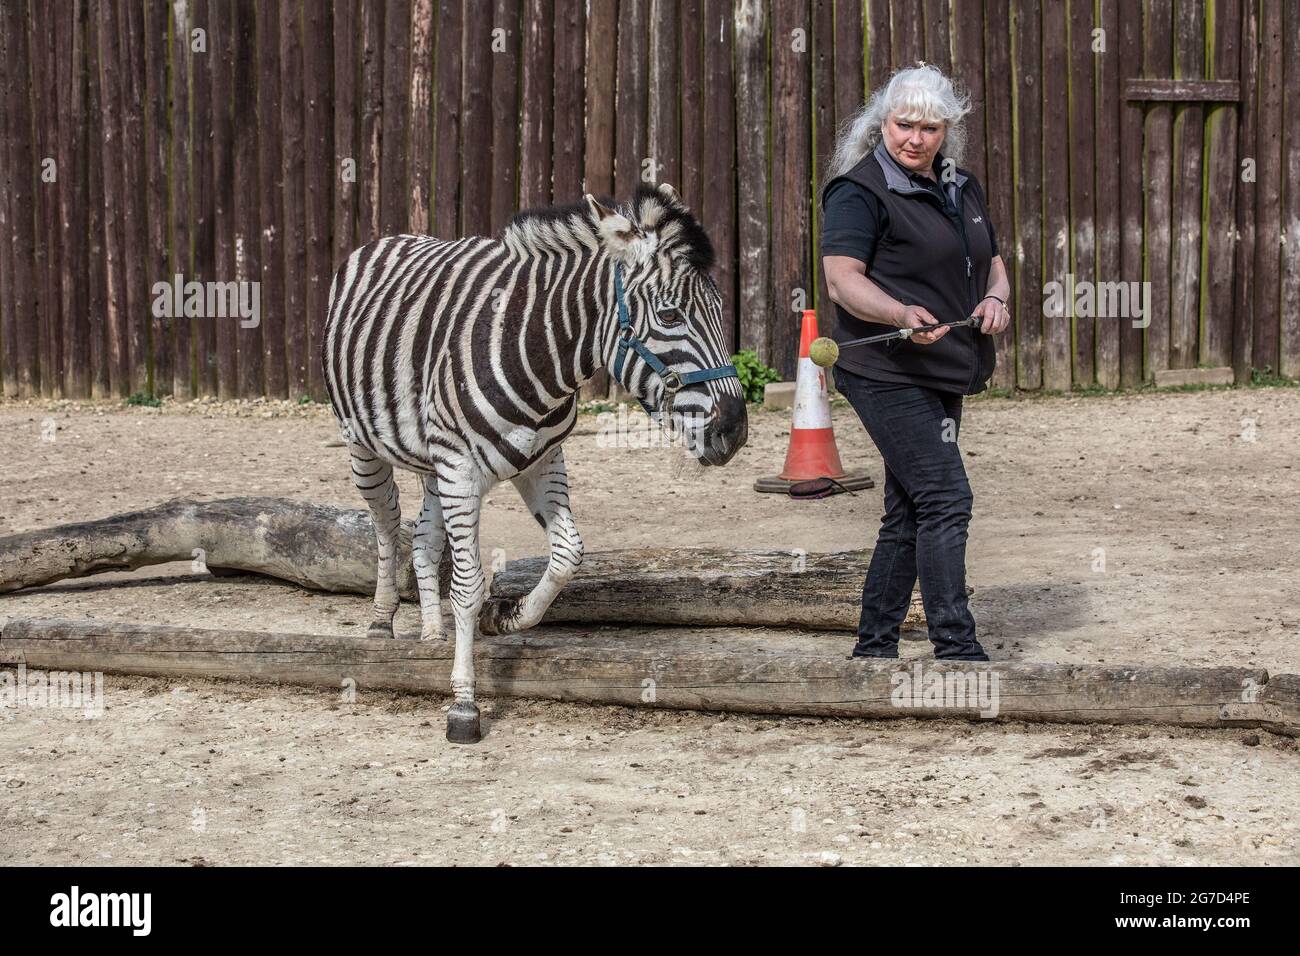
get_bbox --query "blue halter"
[611,262,739,417]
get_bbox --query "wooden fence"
[0,0,1297,401]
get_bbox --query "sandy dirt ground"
[1,385,1298,865]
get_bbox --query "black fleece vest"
[821,142,997,395]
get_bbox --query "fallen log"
[2,618,1295,736]
[0,498,934,632]
[0,496,438,599]
[487,547,928,631]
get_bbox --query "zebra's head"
[585,183,748,466]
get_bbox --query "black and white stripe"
[321,183,748,738]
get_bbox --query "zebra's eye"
[657,307,685,327]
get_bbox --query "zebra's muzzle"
[697,394,748,466]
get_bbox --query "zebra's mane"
[500,186,715,273]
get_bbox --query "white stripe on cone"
[791,357,832,429]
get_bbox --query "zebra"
[322,182,748,743]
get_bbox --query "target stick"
[808,315,982,368]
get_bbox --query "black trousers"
[834,366,988,661]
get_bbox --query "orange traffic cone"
[754,309,875,496]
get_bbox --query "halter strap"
[611,262,739,417]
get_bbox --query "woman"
[821,64,1010,662]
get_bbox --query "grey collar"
[873,140,967,205]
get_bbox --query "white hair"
[825,64,972,182]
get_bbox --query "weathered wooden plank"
[432,0,463,235]
[0,3,15,398]
[1278,0,1300,378]
[1041,0,1071,390]
[922,0,951,72]
[168,0,193,400]
[1066,0,1096,387]
[1142,0,1173,383]
[232,0,262,399]
[702,0,736,351]
[549,0,583,204]
[1168,0,1204,372]
[735,0,770,359]
[94,0,130,396]
[1231,0,1258,382]
[1012,0,1042,389]
[118,0,151,395]
[1093,0,1121,390]
[280,0,308,398]
[1202,0,1239,371]
[983,0,1016,391]
[579,0,616,399]
[1123,78,1240,100]
[812,0,834,345]
[771,0,811,380]
[6,618,1296,736]
[381,0,411,235]
[648,0,679,190]
[358,0,383,242]
[677,0,702,205]
[614,0,648,201]
[518,0,553,209]
[86,0,111,398]
[833,0,864,130]
[191,0,217,396]
[951,0,985,186]
[259,0,287,398]
[208,0,237,398]
[34,0,61,397]
[59,0,92,398]
[866,0,890,89]
[459,1,491,236]
[1252,0,1282,377]
[144,0,169,396]
[890,0,923,66]
[409,0,434,231]
[1118,0,1145,389]
[303,0,333,400]
[489,0,520,233]
[13,0,45,398]
[333,0,358,258]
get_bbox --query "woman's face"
[882,113,947,175]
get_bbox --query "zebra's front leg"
[438,470,488,743]
[480,446,584,636]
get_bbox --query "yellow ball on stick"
[808,336,840,368]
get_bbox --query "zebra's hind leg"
[412,473,446,642]
[480,446,583,636]
[350,443,402,639]
[438,463,488,743]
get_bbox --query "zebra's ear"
[585,193,650,264]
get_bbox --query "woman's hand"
[974,295,1011,335]
[898,304,948,345]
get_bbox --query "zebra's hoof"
[366,619,394,639]
[477,597,518,636]
[445,702,482,744]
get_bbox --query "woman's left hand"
[974,295,1011,335]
